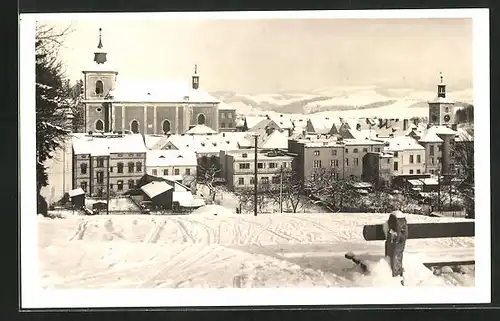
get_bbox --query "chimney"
[403,119,409,131]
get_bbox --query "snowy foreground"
[39,210,475,289]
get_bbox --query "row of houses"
[71,119,471,197]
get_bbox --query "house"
[71,132,147,197]
[417,125,457,177]
[362,152,394,188]
[140,180,174,209]
[305,116,341,135]
[146,149,197,185]
[218,103,237,132]
[223,149,294,190]
[68,188,86,208]
[384,136,426,176]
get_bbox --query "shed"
[68,188,85,208]
[140,181,174,209]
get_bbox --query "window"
[228,113,233,119]
[80,181,87,192]
[130,120,140,133]
[261,177,269,184]
[257,163,264,169]
[152,169,158,176]
[96,171,104,184]
[80,163,87,174]
[162,120,171,134]
[136,162,142,172]
[430,145,435,156]
[437,157,442,163]
[417,155,421,163]
[363,148,368,153]
[242,153,248,158]
[186,168,191,175]
[197,114,206,125]
[239,163,250,169]
[175,169,180,175]
[331,149,337,156]
[117,162,124,173]
[96,158,104,168]
[354,158,359,166]
[409,155,414,164]
[95,80,104,95]
[238,177,244,185]
[221,113,226,119]
[345,148,349,154]
[163,169,168,176]
[221,123,226,128]
[269,163,276,169]
[250,178,255,185]
[110,184,114,190]
[128,162,134,173]
[409,170,414,174]
[417,169,421,174]
[345,158,349,166]
[95,119,104,131]
[431,158,435,164]
[353,148,358,153]
[438,145,443,152]
[330,159,339,167]
[117,180,123,191]
[128,180,135,189]
[387,159,390,164]
[393,151,398,157]
[313,160,322,168]
[272,176,280,184]
[314,150,320,156]
[375,148,381,152]
[430,169,434,174]
[109,167,113,173]
[394,162,399,171]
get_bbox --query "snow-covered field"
[39,211,474,289]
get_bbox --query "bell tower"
[82,28,118,133]
[428,72,455,126]
[192,64,199,90]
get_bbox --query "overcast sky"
[42,18,473,94]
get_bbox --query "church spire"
[437,72,446,98]
[192,63,199,90]
[94,28,107,64]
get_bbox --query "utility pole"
[437,170,441,212]
[253,133,258,216]
[279,165,283,213]
[106,155,110,215]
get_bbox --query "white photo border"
[19,8,491,308]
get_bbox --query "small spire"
[194,64,198,75]
[97,28,103,49]
[439,71,443,84]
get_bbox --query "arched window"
[95,80,104,95]
[130,120,140,133]
[95,119,104,131]
[197,113,206,125]
[162,119,171,134]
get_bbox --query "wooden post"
[384,211,408,277]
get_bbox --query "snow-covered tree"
[36,24,73,215]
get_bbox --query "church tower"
[428,72,455,126]
[82,28,118,133]
[192,64,199,90]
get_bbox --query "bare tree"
[197,164,222,201]
[279,169,309,213]
[305,167,357,211]
[452,127,474,217]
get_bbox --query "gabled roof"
[384,136,425,151]
[307,116,339,134]
[218,102,237,111]
[72,133,147,156]
[186,124,218,135]
[245,116,268,130]
[146,149,197,167]
[140,181,173,198]
[269,114,294,130]
[149,132,248,153]
[418,130,443,143]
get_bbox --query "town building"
[81,28,221,135]
[305,116,341,135]
[428,73,456,126]
[223,150,294,190]
[383,136,426,176]
[146,149,198,185]
[218,103,237,132]
[71,132,147,197]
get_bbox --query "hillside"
[211,85,474,118]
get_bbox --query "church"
[81,28,235,135]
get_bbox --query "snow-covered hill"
[39,212,474,289]
[211,86,474,118]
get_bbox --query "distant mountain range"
[210,85,474,117]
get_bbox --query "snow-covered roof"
[418,126,456,143]
[219,102,237,111]
[347,128,379,140]
[384,136,425,152]
[173,191,205,207]
[144,135,166,150]
[343,139,385,146]
[245,116,267,129]
[68,188,85,197]
[82,60,118,74]
[154,132,248,154]
[418,130,443,143]
[186,124,218,135]
[269,114,294,130]
[307,116,338,134]
[428,96,455,104]
[72,133,147,156]
[146,149,197,167]
[108,79,220,103]
[455,128,474,142]
[141,181,173,199]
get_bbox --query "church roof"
[428,96,455,104]
[185,124,218,135]
[108,79,220,104]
